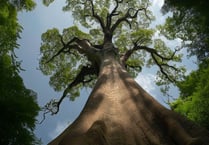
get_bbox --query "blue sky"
[17,0,197,144]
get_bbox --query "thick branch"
[46,37,79,63]
[121,44,180,82]
[121,44,178,64]
[120,45,140,65]
[120,39,140,65]
[46,37,101,64]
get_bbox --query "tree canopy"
[0,0,36,56]
[40,0,185,114]
[160,0,209,62]
[161,0,209,131]
[0,55,40,145]
[171,59,209,130]
[0,0,40,144]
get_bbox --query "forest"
[0,0,209,145]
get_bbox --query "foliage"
[0,0,41,144]
[0,0,21,55]
[161,0,209,131]
[0,55,40,145]
[40,27,91,91]
[40,0,186,114]
[171,59,209,130]
[160,0,209,62]
[0,0,36,55]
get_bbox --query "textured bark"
[48,46,209,145]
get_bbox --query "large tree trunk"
[48,46,209,145]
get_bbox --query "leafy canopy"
[40,0,185,114]
[160,0,209,62]
[0,0,36,54]
[171,59,209,130]
[0,0,40,144]
[0,54,40,145]
[161,0,209,130]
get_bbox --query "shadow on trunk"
[48,56,209,145]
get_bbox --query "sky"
[17,0,197,144]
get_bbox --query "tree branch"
[45,37,79,63]
[106,0,123,28]
[120,45,140,65]
[111,7,145,32]
[46,37,101,64]
[151,53,176,82]
[88,0,105,31]
[121,44,179,65]
[44,65,98,115]
[139,45,179,82]
[138,46,179,61]
[111,0,123,16]
[121,44,180,82]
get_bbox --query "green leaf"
[171,59,209,130]
[42,0,55,6]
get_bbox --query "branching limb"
[140,45,180,82]
[45,37,79,63]
[111,0,123,16]
[106,0,123,28]
[121,44,179,65]
[142,3,152,21]
[151,53,176,82]
[88,0,105,31]
[138,46,179,61]
[120,44,140,65]
[121,43,181,82]
[111,7,146,32]
[37,109,50,124]
[43,65,98,115]
[46,37,101,63]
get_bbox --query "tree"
[160,0,209,62]
[160,0,209,131]
[171,59,209,131]
[40,0,209,144]
[0,0,40,144]
[0,55,40,145]
[0,0,36,56]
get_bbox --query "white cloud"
[48,120,71,139]
[135,73,156,94]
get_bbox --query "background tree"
[0,0,36,56]
[161,0,209,130]
[40,0,209,145]
[171,59,209,130]
[0,55,40,145]
[0,0,40,144]
[160,0,209,62]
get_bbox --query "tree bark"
[48,45,209,145]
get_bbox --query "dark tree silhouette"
[161,0,209,62]
[0,0,40,145]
